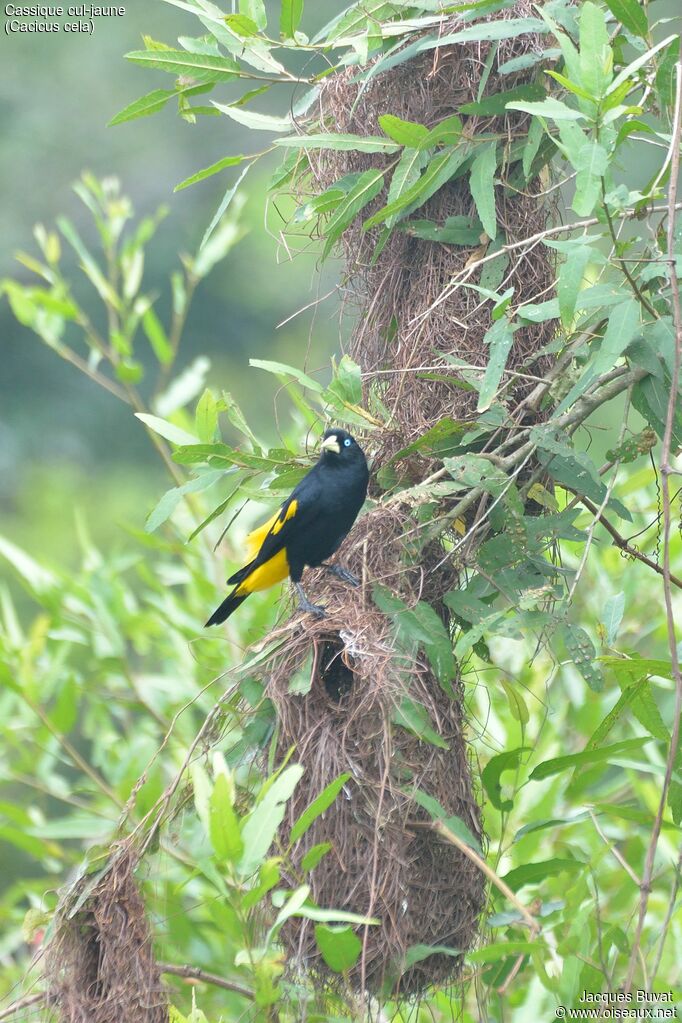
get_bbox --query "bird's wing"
[228,472,322,582]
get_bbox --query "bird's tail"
[205,590,248,627]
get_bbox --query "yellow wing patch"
[235,548,289,595]
[244,500,298,560]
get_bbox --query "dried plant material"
[44,850,166,1023]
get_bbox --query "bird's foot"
[323,563,360,587]
[294,583,326,618]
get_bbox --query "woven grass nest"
[301,0,556,462]
[265,507,484,996]
[43,849,166,1023]
[269,0,556,996]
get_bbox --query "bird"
[205,428,369,626]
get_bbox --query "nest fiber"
[268,509,484,995]
[44,851,166,1023]
[271,2,556,995]
[304,0,555,460]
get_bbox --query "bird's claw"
[324,563,360,587]
[295,583,326,618]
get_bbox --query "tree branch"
[160,962,254,1000]
[577,496,682,590]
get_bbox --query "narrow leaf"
[469,142,498,240]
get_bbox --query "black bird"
[206,428,369,625]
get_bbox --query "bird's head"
[319,428,365,466]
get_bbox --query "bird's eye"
[343,438,352,447]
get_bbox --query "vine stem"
[623,45,682,994]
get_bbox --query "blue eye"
[344,438,352,447]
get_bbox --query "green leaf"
[402,944,461,969]
[572,141,608,216]
[391,698,449,750]
[322,169,385,258]
[241,0,267,29]
[364,147,468,229]
[502,858,584,891]
[209,773,244,863]
[507,97,586,121]
[0,536,56,595]
[603,0,648,39]
[460,83,546,116]
[501,678,529,725]
[275,133,401,153]
[125,48,239,80]
[212,101,292,132]
[108,88,176,127]
[359,18,547,80]
[145,470,222,532]
[555,299,640,414]
[280,0,304,37]
[418,114,462,149]
[239,764,304,876]
[225,13,258,36]
[301,843,332,871]
[601,592,625,646]
[410,601,457,686]
[529,738,651,781]
[560,623,604,691]
[468,940,541,963]
[142,307,173,364]
[314,925,362,973]
[477,318,515,412]
[481,748,530,811]
[410,789,481,852]
[469,142,498,241]
[194,388,221,443]
[384,147,428,228]
[174,154,246,192]
[578,2,612,100]
[404,215,483,245]
[558,246,591,328]
[324,355,364,412]
[200,163,250,250]
[606,35,676,97]
[378,114,429,147]
[249,358,324,393]
[134,413,199,447]
[290,773,351,844]
[291,905,378,925]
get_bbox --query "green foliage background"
[1,0,681,1020]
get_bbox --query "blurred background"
[1,0,339,572]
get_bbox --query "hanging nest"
[269,0,559,997]
[265,508,484,996]
[43,849,167,1023]
[300,0,556,461]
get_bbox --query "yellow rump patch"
[244,500,298,560]
[235,548,289,595]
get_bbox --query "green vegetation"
[1,0,681,1020]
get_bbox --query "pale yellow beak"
[320,434,341,455]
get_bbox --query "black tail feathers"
[205,591,247,627]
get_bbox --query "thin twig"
[160,962,254,1000]
[577,496,682,590]
[601,180,659,319]
[624,47,682,994]
[589,810,641,886]
[648,845,682,989]
[408,202,682,330]
[433,821,539,934]
[0,992,46,1022]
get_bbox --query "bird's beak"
[320,434,341,455]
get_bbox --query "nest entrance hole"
[315,634,355,702]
